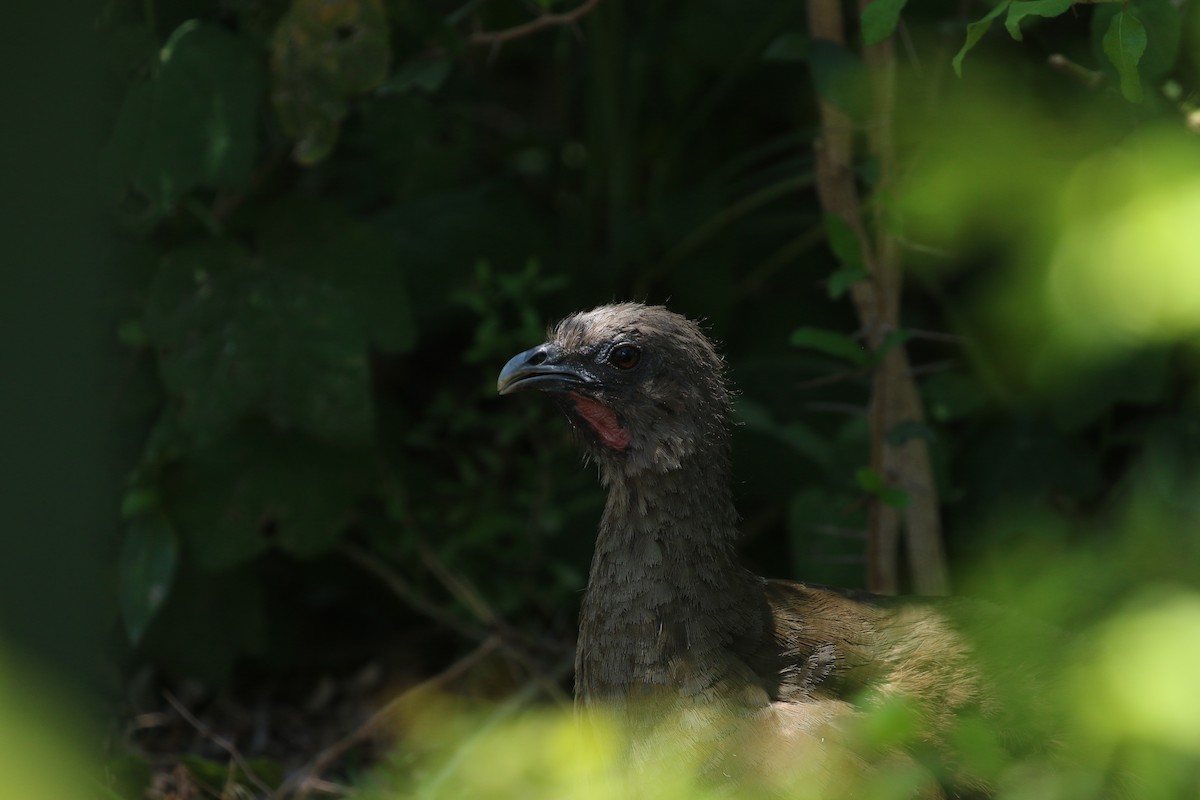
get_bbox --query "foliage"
[85,0,1200,795]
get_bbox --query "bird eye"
[608,344,641,370]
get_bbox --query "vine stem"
[803,0,948,596]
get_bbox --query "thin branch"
[338,541,485,642]
[467,0,603,48]
[416,542,499,627]
[162,691,274,798]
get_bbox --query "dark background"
[2,0,1198,796]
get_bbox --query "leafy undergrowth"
[100,484,1200,800]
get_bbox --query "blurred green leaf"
[763,32,809,62]
[828,266,868,298]
[385,58,452,93]
[257,197,417,353]
[856,467,885,493]
[118,512,178,644]
[99,20,263,216]
[271,0,391,164]
[807,40,869,120]
[791,327,870,366]
[953,0,1011,77]
[1004,0,1072,43]
[1102,9,1147,102]
[861,0,908,46]
[886,420,934,446]
[1092,0,1180,83]
[823,213,865,270]
[165,428,371,569]
[145,239,375,445]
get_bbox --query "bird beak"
[497,345,592,395]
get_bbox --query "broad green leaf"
[791,327,871,366]
[823,213,865,270]
[165,428,372,569]
[145,239,375,445]
[139,564,266,683]
[807,39,870,121]
[877,328,913,358]
[953,0,1012,77]
[763,32,809,62]
[886,420,935,446]
[736,400,833,470]
[1004,0,1072,43]
[99,21,264,216]
[880,487,912,509]
[385,58,452,93]
[256,198,417,352]
[828,266,869,299]
[861,0,908,45]
[119,512,178,645]
[1102,9,1147,102]
[271,0,391,164]
[856,467,885,492]
[1092,0,1180,83]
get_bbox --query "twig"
[467,0,602,48]
[414,542,573,707]
[162,691,274,797]
[416,542,499,627]
[278,636,504,800]
[337,542,485,642]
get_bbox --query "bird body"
[498,303,1038,793]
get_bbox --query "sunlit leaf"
[1102,9,1146,102]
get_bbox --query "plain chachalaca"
[497,303,1044,792]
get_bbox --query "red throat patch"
[568,393,630,452]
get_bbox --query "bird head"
[497,303,731,476]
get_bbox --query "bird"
[497,303,1050,795]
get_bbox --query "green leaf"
[876,327,913,358]
[861,0,908,45]
[807,39,870,121]
[165,428,372,569]
[145,239,376,445]
[856,467,885,492]
[1102,9,1147,102]
[828,266,869,299]
[384,58,452,93]
[271,0,392,164]
[880,488,912,509]
[256,198,417,353]
[1004,0,1073,43]
[953,0,1012,77]
[791,327,871,366]
[119,513,178,645]
[886,420,935,446]
[823,213,865,270]
[99,21,264,217]
[763,32,810,62]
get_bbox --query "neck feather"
[575,434,765,706]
